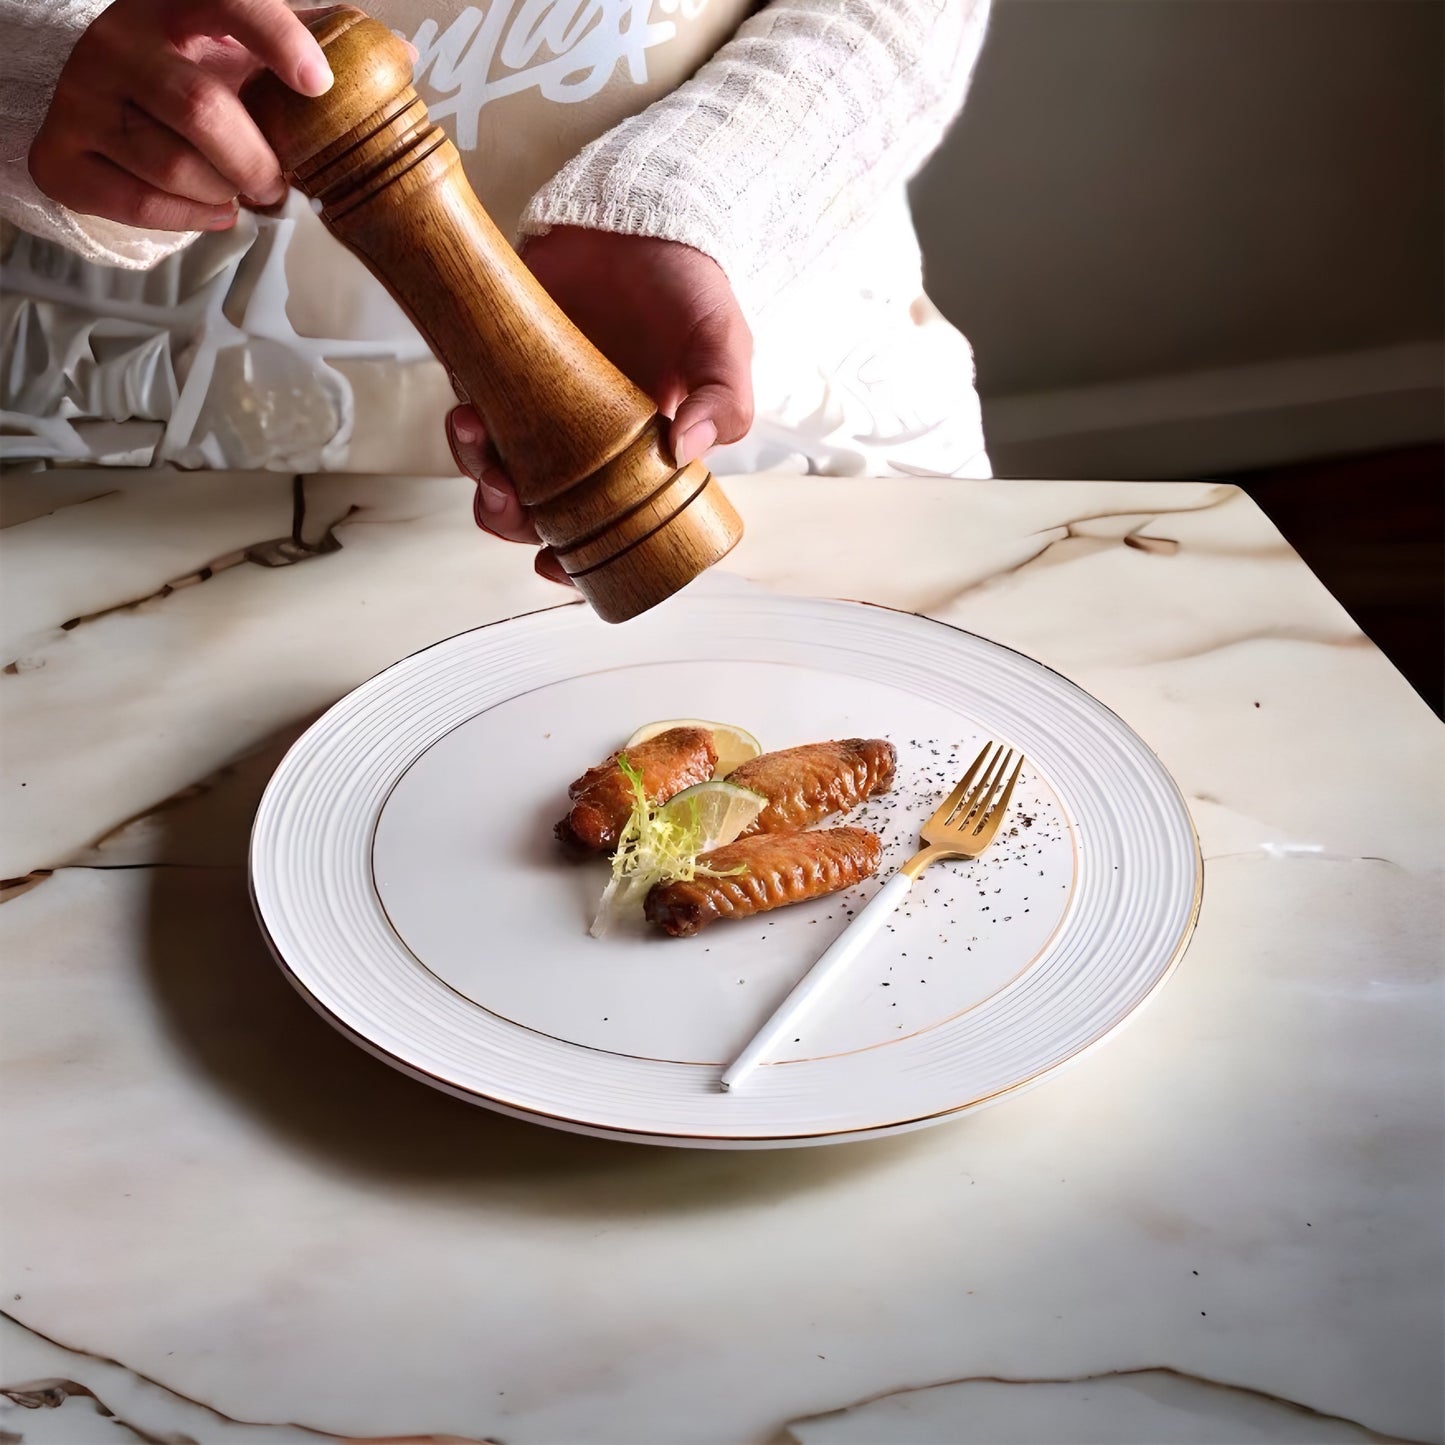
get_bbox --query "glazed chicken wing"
[557,726,718,853]
[727,738,896,835]
[644,826,882,937]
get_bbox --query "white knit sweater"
[0,0,989,318]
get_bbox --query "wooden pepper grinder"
[242,6,742,623]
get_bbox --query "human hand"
[29,0,336,233]
[445,226,753,587]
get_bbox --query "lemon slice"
[659,780,766,852]
[624,719,762,778]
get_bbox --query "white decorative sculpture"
[1,191,987,480]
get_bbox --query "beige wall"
[910,0,1444,477]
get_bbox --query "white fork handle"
[720,873,914,1092]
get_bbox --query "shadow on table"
[142,720,925,1215]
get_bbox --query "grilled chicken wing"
[557,726,718,853]
[644,826,882,937]
[727,738,896,836]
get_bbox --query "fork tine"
[928,743,990,828]
[949,746,1002,828]
[974,752,1025,838]
[956,746,1010,830]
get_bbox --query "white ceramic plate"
[251,587,1201,1148]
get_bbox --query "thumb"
[669,331,754,467]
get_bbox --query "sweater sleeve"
[518,0,991,318]
[0,0,198,268]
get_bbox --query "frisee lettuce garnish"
[590,756,745,937]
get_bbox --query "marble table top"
[1,470,1440,1445]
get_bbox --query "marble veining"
[781,1368,1424,1444]
[1,472,1440,1444]
[1,1313,496,1443]
[2,1308,1418,1445]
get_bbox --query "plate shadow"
[142,720,941,1216]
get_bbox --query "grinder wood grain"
[242,6,742,622]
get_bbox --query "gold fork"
[721,743,1026,1091]
[900,741,1026,882]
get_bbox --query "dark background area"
[911,0,1443,714]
